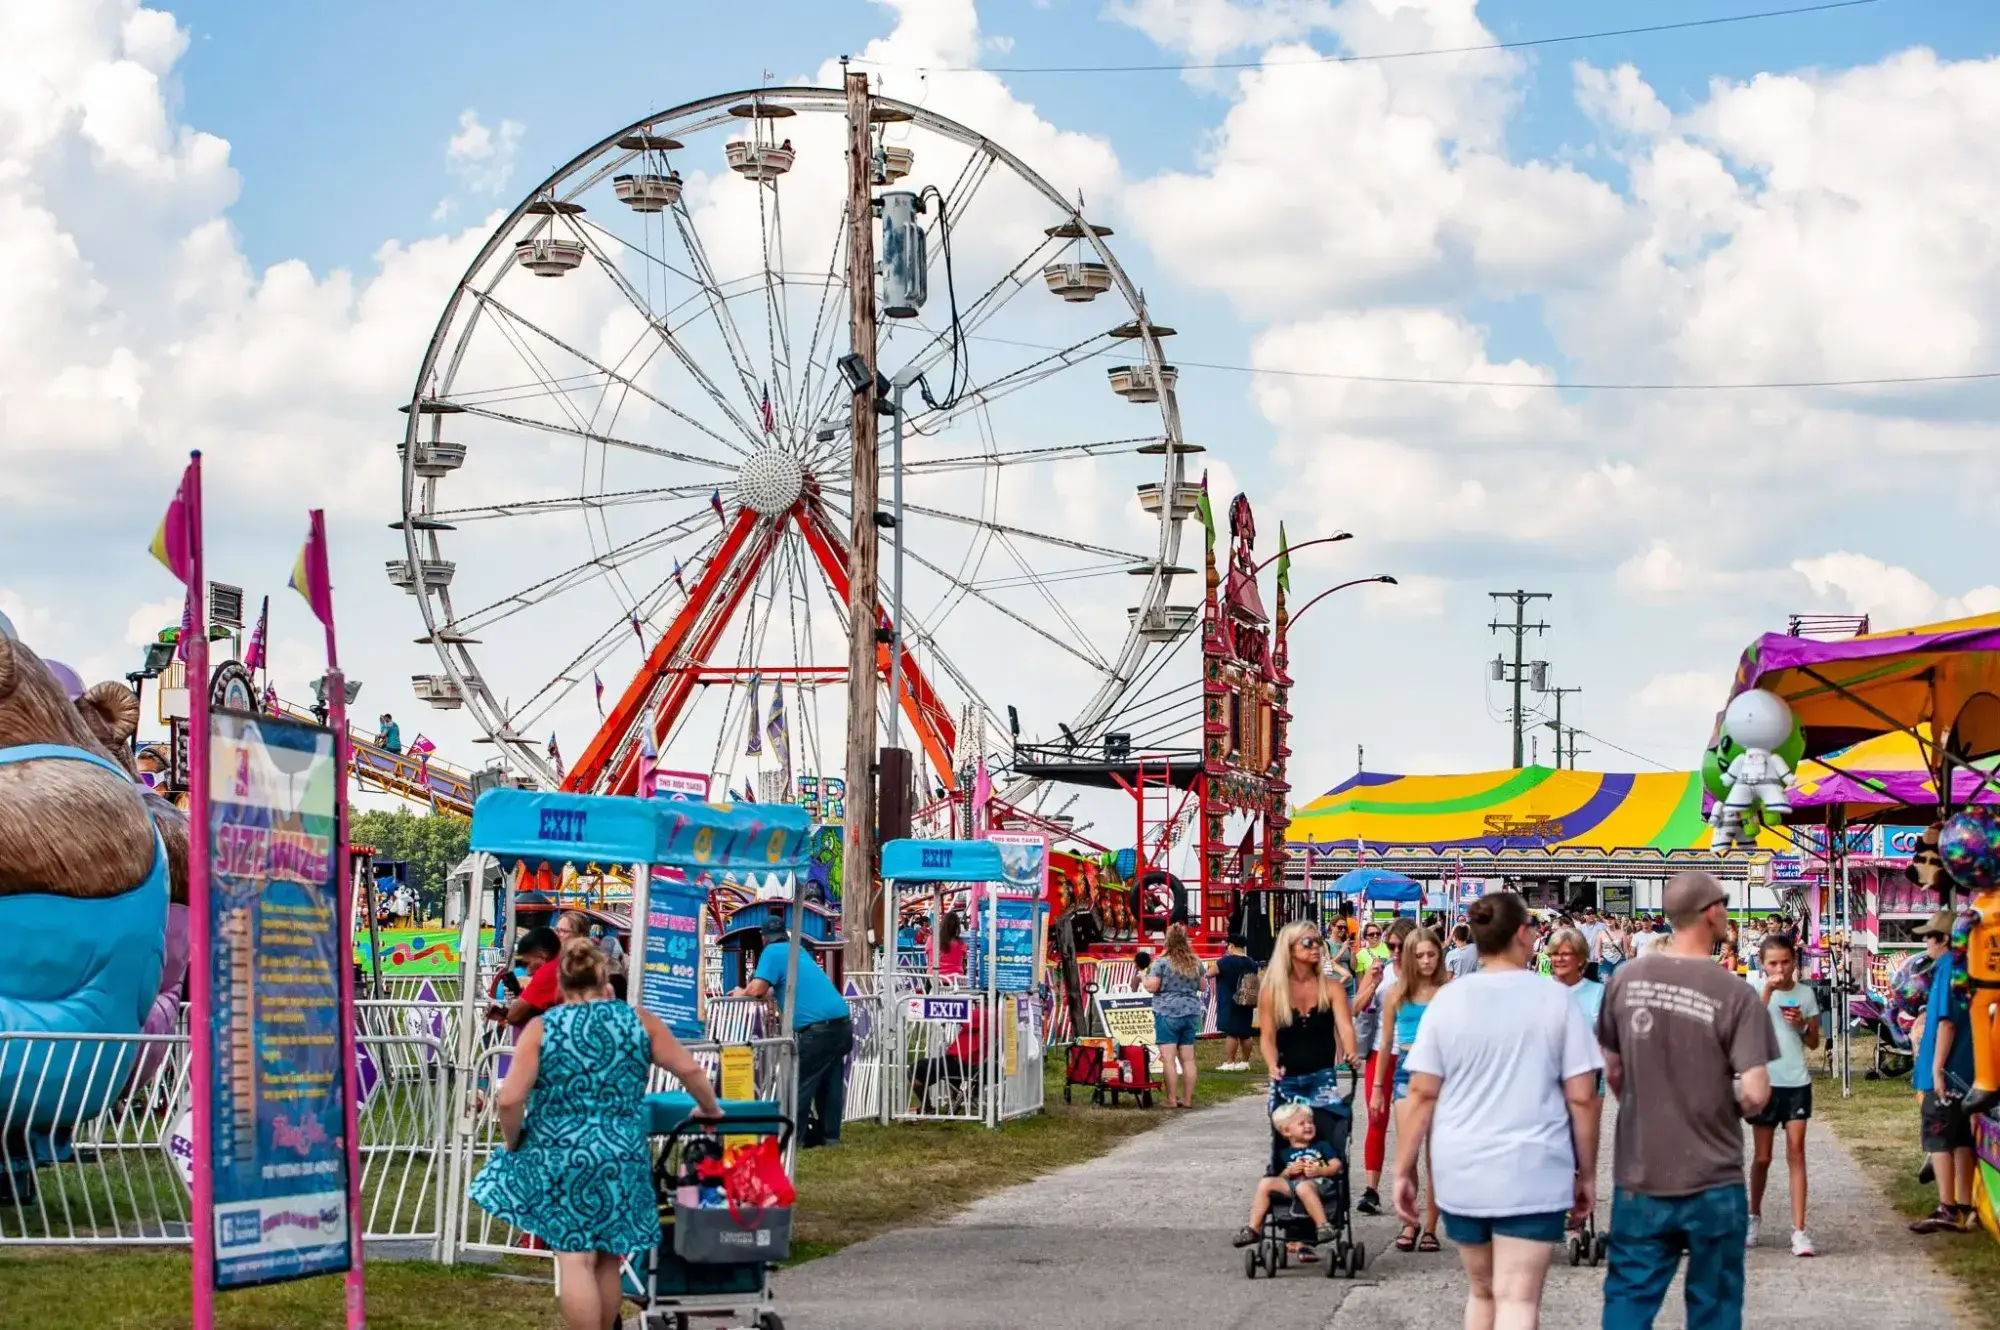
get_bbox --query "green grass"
[0,1041,1258,1327]
[1816,1048,2000,1329]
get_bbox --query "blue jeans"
[1603,1184,1747,1330]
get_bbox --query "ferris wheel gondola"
[396,86,1200,806]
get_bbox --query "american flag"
[710,489,727,523]
[628,613,646,646]
[760,383,776,434]
[745,674,763,756]
[592,670,604,717]
[547,733,564,779]
[672,559,687,595]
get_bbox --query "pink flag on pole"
[972,762,993,835]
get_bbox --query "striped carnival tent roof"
[1287,767,1786,856]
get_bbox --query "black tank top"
[1275,1002,1338,1077]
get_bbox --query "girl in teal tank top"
[1373,927,1452,1253]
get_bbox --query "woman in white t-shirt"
[1396,892,1604,1330]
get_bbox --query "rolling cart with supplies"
[631,1092,795,1330]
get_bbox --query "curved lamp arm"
[1285,576,1398,634]
[1252,532,1353,575]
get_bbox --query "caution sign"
[1094,993,1156,1051]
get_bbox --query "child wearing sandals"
[1233,1102,1341,1248]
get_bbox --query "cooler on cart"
[627,1092,795,1330]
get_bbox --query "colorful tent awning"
[1289,767,1782,855]
[1725,611,2000,760]
[1788,724,1998,813]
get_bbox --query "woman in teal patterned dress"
[472,938,722,1330]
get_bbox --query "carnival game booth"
[1288,767,1786,918]
[449,790,816,1268]
[1717,611,2000,1233]
[879,839,1045,1127]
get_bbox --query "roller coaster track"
[267,699,477,817]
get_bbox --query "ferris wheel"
[394,85,1200,803]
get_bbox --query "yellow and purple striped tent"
[1289,767,1786,854]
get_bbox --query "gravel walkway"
[777,1080,1962,1329]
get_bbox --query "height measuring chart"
[206,712,353,1288]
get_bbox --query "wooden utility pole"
[840,66,881,976]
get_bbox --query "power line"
[857,0,1881,75]
[1572,727,1680,772]
[967,333,2000,395]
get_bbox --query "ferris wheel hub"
[738,447,805,516]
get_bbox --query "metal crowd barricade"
[448,1034,793,1263]
[0,1030,447,1253]
[0,1032,186,1244]
[841,990,884,1123]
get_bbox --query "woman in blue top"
[472,939,722,1330]
[1144,924,1209,1107]
[1373,926,1450,1252]
[1547,928,1605,1028]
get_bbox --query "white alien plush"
[1710,689,1797,849]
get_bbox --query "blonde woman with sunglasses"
[1259,921,1360,1115]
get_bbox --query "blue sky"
[8,0,2000,818]
[179,0,1994,278]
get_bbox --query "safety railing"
[0,1032,447,1252]
[6,987,1033,1259]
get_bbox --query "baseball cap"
[1914,910,1955,940]
[1664,871,1728,925]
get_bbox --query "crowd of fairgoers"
[1110,879,1972,1330]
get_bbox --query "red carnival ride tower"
[1010,489,1296,953]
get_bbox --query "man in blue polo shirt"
[736,918,854,1147]
[1912,911,1979,1234]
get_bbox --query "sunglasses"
[1296,937,1324,950]
[1361,930,1381,940]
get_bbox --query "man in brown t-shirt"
[1596,871,1777,1330]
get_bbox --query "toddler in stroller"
[1234,1100,1366,1279]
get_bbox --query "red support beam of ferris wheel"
[563,506,769,794]
[794,499,960,790]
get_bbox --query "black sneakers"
[1357,1188,1382,1216]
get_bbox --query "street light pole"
[1281,576,1398,639]
[1250,532,1352,576]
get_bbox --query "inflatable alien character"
[0,633,168,1202]
[1709,690,1799,850]
[1939,808,2000,1114]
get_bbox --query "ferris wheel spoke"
[897,335,1116,444]
[670,205,769,423]
[990,531,1113,673]
[424,485,721,524]
[564,221,772,451]
[450,509,717,636]
[475,289,760,458]
[790,198,851,439]
[756,183,796,436]
[821,491,1150,564]
[451,403,739,473]
[819,498,1112,676]
[879,234,1058,391]
[901,435,1164,475]
[504,558,689,737]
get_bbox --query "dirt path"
[777,1085,1960,1329]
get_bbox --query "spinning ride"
[395,87,1196,811]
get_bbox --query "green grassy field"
[0,1041,1258,1328]
[1817,1061,2000,1329]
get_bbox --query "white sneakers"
[1747,1215,1816,1256]
[1216,1061,1250,1072]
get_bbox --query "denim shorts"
[1154,1011,1201,1046]
[1440,1210,1569,1246]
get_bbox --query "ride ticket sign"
[206,712,353,1288]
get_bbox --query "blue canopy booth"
[462,788,814,1071]
[879,839,1044,1128]
[1326,865,1425,913]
